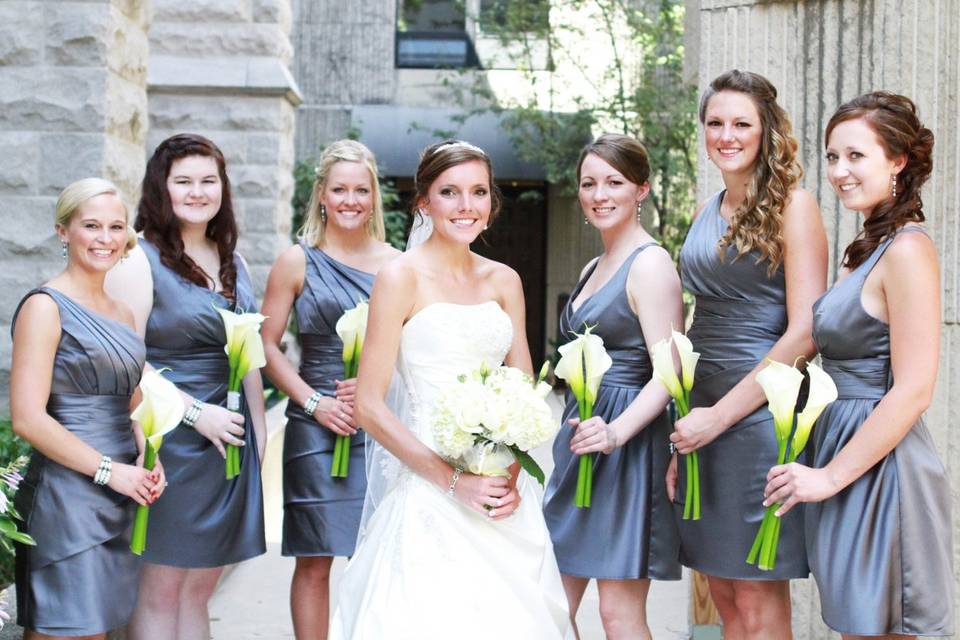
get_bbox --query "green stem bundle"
[130,441,157,555]
[574,395,593,508]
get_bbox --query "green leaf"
[508,446,545,486]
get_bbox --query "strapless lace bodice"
[397,301,513,444]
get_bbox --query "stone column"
[689,1,960,638]
[0,0,150,413]
[147,0,301,293]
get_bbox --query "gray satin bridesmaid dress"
[139,239,265,567]
[807,226,953,635]
[282,245,372,557]
[12,287,145,635]
[543,243,681,580]
[676,190,807,579]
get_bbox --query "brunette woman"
[765,92,952,639]
[669,70,827,638]
[542,134,682,639]
[11,178,164,638]
[261,140,399,639]
[106,134,266,640]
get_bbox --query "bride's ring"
[339,411,345,419]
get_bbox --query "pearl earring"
[320,204,327,224]
[61,242,68,259]
[891,175,897,198]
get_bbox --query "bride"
[329,141,571,639]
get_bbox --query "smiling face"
[703,90,763,177]
[320,160,375,234]
[578,153,649,231]
[419,159,492,245]
[826,117,904,218]
[166,155,223,228]
[57,193,128,272]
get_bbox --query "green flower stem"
[331,435,350,478]
[574,397,593,508]
[130,441,157,555]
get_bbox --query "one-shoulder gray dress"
[282,245,372,557]
[139,239,265,567]
[543,243,681,580]
[676,191,807,579]
[12,287,145,635]
[807,226,953,635]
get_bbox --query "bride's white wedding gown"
[330,301,571,639]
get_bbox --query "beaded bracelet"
[182,399,203,428]
[447,466,464,498]
[303,391,323,416]
[93,455,112,486]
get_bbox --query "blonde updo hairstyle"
[55,177,136,256]
[700,69,803,275]
[299,139,386,247]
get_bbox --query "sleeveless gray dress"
[543,243,681,580]
[139,239,265,567]
[676,191,807,579]
[12,287,145,635]
[282,245,372,557]
[807,226,953,635]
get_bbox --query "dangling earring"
[637,202,642,223]
[891,175,897,198]
[584,217,589,225]
[320,204,327,224]
[61,241,68,259]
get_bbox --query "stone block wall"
[0,0,150,413]
[690,1,960,637]
[147,0,300,292]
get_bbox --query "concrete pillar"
[0,0,150,413]
[146,0,301,293]
[689,1,960,637]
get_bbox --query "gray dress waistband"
[820,356,889,400]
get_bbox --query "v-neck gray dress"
[543,243,681,580]
[12,287,145,635]
[806,226,953,635]
[282,245,372,557]
[675,190,808,579]
[138,239,265,567]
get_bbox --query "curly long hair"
[135,134,239,303]
[825,92,934,269]
[700,70,803,275]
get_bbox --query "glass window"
[396,0,479,68]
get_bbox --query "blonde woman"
[11,178,164,638]
[668,70,827,638]
[261,140,399,639]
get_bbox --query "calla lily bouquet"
[332,300,368,478]
[554,326,613,508]
[432,361,557,486]
[747,360,837,570]
[130,370,184,555]
[214,306,267,480]
[651,331,701,520]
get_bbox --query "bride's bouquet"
[432,363,557,485]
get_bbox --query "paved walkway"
[210,395,691,639]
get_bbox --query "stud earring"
[891,175,897,198]
[320,204,327,224]
[61,242,68,259]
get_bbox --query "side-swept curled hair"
[576,133,651,187]
[700,70,803,275]
[299,140,386,247]
[825,92,933,269]
[135,134,239,303]
[56,177,137,257]
[412,140,503,223]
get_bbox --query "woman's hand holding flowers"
[569,416,620,455]
[192,403,246,458]
[763,462,840,517]
[313,395,357,436]
[670,405,726,454]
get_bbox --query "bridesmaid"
[106,134,266,640]
[542,134,682,639]
[261,140,398,639]
[765,92,953,638]
[668,69,827,637]
[10,178,164,638]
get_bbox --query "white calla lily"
[336,301,369,373]
[756,360,804,442]
[671,330,700,392]
[131,370,185,451]
[554,327,612,410]
[651,337,683,400]
[791,363,838,459]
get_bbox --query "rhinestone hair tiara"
[432,140,486,156]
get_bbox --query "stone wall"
[689,1,960,637]
[147,0,300,292]
[0,0,150,414]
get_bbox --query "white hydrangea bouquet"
[432,362,556,485]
